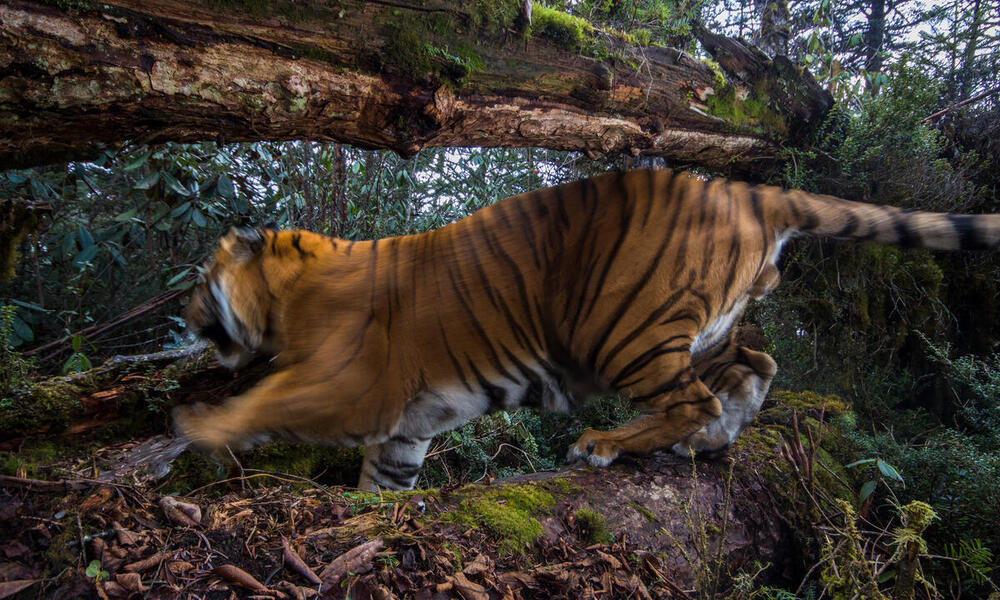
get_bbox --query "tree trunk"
[1,0,829,174]
[754,0,792,58]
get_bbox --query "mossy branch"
[1,0,832,174]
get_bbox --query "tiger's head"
[186,227,276,369]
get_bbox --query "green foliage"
[420,395,636,487]
[0,304,34,402]
[531,3,595,51]
[61,334,93,374]
[85,559,110,581]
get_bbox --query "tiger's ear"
[221,226,265,262]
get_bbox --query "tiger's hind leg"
[358,435,432,491]
[568,340,723,467]
[672,339,777,457]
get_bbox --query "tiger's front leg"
[568,344,723,466]
[358,435,433,491]
[672,344,777,457]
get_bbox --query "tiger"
[174,168,1000,491]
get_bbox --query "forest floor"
[0,350,852,600]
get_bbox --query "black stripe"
[439,320,474,393]
[611,336,691,387]
[659,394,719,416]
[892,212,918,247]
[463,230,501,311]
[499,344,545,406]
[290,233,315,258]
[586,230,675,371]
[630,368,698,403]
[375,463,418,487]
[512,199,543,270]
[379,455,423,471]
[833,212,859,237]
[699,187,719,280]
[390,434,432,443]
[641,169,668,228]
[444,266,519,384]
[554,184,571,233]
[947,215,988,250]
[749,189,770,274]
[597,283,691,375]
[468,360,508,412]
[475,219,545,345]
[565,181,603,341]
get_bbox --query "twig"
[920,85,1000,122]
[0,474,92,492]
[25,289,188,361]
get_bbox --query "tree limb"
[1,0,831,174]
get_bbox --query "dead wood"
[1,1,831,174]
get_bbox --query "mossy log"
[2,0,828,173]
[2,358,854,596]
[0,344,268,448]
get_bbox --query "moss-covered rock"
[444,483,556,555]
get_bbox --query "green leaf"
[72,245,99,267]
[85,560,102,578]
[859,480,877,501]
[166,268,192,287]
[9,299,46,312]
[133,171,160,190]
[191,208,207,227]
[217,174,235,199]
[161,172,191,197]
[72,335,82,353]
[77,227,94,249]
[845,458,876,469]
[876,459,903,483]
[170,201,192,218]
[123,150,152,171]
[11,314,33,342]
[114,208,138,222]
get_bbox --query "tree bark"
[1,0,830,174]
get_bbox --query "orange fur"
[176,169,1000,488]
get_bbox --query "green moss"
[442,541,465,571]
[444,484,555,555]
[629,501,658,523]
[0,380,80,434]
[0,454,28,477]
[530,3,594,52]
[700,58,726,88]
[378,13,484,84]
[467,0,521,32]
[539,477,581,496]
[574,507,613,544]
[702,82,787,136]
[769,390,852,419]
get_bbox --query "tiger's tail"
[766,188,1000,250]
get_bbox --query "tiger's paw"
[172,404,237,454]
[567,429,622,467]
